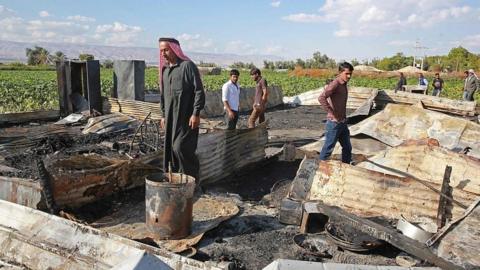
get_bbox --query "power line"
[412,39,428,70]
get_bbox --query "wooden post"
[437,166,452,229]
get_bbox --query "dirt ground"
[212,104,326,130]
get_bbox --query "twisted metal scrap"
[129,112,160,156]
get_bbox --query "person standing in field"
[318,62,354,164]
[222,69,240,130]
[431,72,444,97]
[418,73,428,94]
[158,37,205,183]
[395,72,407,92]
[463,69,479,101]
[248,68,268,128]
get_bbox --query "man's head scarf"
[158,38,191,91]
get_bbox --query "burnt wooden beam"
[0,110,60,125]
[437,166,452,229]
[303,201,463,270]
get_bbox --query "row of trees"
[229,62,257,69]
[371,47,480,72]
[264,52,337,70]
[229,52,338,70]
[25,46,66,65]
[257,47,479,72]
[25,46,98,66]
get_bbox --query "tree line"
[18,45,480,73]
[371,47,480,72]
[230,46,480,73]
[22,46,114,68]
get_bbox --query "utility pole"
[413,40,428,70]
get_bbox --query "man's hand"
[227,110,235,120]
[189,115,200,129]
[159,118,165,129]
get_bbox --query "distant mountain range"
[0,40,282,67]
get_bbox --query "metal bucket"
[145,172,195,239]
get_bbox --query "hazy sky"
[1,0,479,61]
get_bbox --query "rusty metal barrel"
[145,172,195,239]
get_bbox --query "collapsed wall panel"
[357,140,480,195]
[349,104,480,159]
[306,159,476,220]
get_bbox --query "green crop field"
[0,67,470,113]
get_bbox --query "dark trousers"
[248,107,265,128]
[319,120,352,163]
[463,90,476,101]
[225,110,239,130]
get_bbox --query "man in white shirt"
[222,69,240,129]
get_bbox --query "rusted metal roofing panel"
[306,159,477,220]
[357,139,480,195]
[45,153,160,208]
[350,104,480,159]
[0,199,228,270]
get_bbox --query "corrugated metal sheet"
[103,97,162,120]
[198,123,268,184]
[0,199,228,270]
[350,104,480,159]
[357,140,480,195]
[306,159,477,220]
